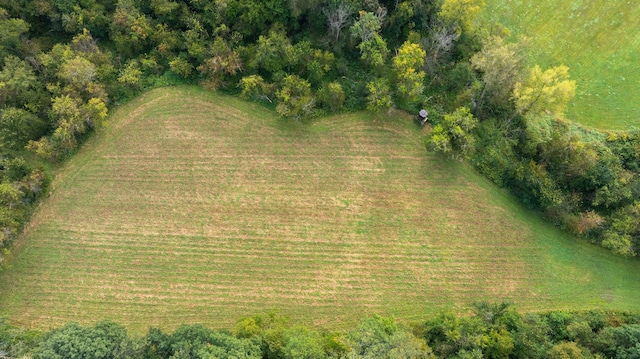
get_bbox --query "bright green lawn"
[481,0,640,130]
[1,87,640,334]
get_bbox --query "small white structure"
[417,109,428,126]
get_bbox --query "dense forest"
[1,0,640,356]
[3,306,640,358]
[0,0,639,289]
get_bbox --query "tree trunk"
[475,85,487,119]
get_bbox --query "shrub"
[239,75,273,102]
[317,81,345,111]
[601,232,634,257]
[427,107,478,160]
[365,78,392,112]
[546,341,585,359]
[0,108,46,150]
[276,75,315,119]
[567,211,605,235]
[169,57,194,77]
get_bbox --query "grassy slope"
[1,87,640,334]
[481,0,640,130]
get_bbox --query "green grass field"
[481,0,640,130]
[2,86,640,334]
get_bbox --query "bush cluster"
[3,306,640,359]
[470,118,640,257]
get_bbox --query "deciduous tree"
[59,56,97,89]
[546,341,584,359]
[422,26,458,72]
[427,107,478,160]
[34,321,131,359]
[0,55,37,107]
[0,8,29,58]
[318,81,345,111]
[117,60,143,87]
[349,315,434,358]
[198,38,242,89]
[226,0,290,39]
[183,17,210,63]
[0,108,45,150]
[351,10,389,67]
[470,36,523,114]
[350,10,383,43]
[239,75,273,102]
[366,78,392,111]
[110,0,152,58]
[392,41,426,104]
[358,34,389,67]
[0,182,22,210]
[438,0,485,36]
[304,49,335,85]
[481,329,514,359]
[324,0,353,41]
[251,26,291,74]
[281,327,325,359]
[169,56,194,77]
[288,0,323,19]
[601,202,640,257]
[276,75,314,119]
[27,95,107,160]
[510,65,576,123]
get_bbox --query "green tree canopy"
[276,75,314,119]
[427,107,478,160]
[0,107,45,150]
[366,78,393,111]
[281,327,325,359]
[34,321,130,359]
[351,11,389,67]
[438,0,485,36]
[546,341,585,359]
[470,36,524,112]
[145,324,261,359]
[350,10,383,43]
[392,41,427,105]
[0,55,37,107]
[349,315,434,359]
[317,81,345,111]
[251,26,292,74]
[0,8,29,58]
[198,37,243,89]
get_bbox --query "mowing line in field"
[1,87,640,333]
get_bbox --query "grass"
[1,86,640,334]
[480,0,640,130]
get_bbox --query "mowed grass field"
[481,0,640,130]
[2,86,640,333]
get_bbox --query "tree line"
[3,305,640,358]
[0,0,638,268]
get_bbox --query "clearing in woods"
[1,87,640,333]
[481,0,640,130]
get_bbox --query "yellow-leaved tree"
[439,0,485,35]
[392,41,426,105]
[510,65,576,123]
